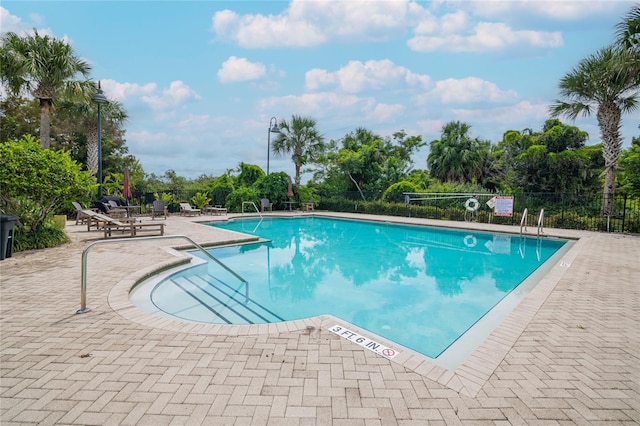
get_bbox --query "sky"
[2,0,639,181]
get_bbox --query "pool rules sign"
[328,325,399,359]
[487,195,514,217]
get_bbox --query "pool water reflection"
[147,217,567,358]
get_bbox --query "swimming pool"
[133,217,569,360]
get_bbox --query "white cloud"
[306,59,431,93]
[289,0,414,40]
[140,81,200,111]
[211,1,570,54]
[305,69,336,91]
[259,92,364,117]
[175,114,212,128]
[217,56,267,83]
[417,118,445,136]
[451,100,549,123]
[0,7,25,33]
[408,21,562,53]
[440,10,469,33]
[462,0,629,21]
[0,7,56,38]
[100,79,156,102]
[369,103,405,122]
[212,7,325,48]
[415,77,517,105]
[212,0,419,48]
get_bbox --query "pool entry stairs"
[158,273,284,324]
[76,235,252,316]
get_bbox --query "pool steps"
[158,274,284,324]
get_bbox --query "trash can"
[0,214,19,260]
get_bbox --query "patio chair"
[151,200,167,220]
[261,198,273,212]
[82,209,135,232]
[107,200,127,219]
[179,203,201,216]
[204,204,228,215]
[82,209,164,238]
[302,198,315,212]
[72,201,97,225]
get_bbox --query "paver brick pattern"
[1,214,639,424]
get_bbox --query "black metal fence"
[318,192,640,234]
[127,190,640,234]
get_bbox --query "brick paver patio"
[1,212,638,425]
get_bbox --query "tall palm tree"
[271,115,325,186]
[56,92,128,176]
[0,30,93,148]
[549,47,639,215]
[615,4,640,88]
[427,121,489,183]
[615,4,640,51]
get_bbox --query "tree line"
[1,5,639,250]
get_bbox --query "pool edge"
[108,221,587,398]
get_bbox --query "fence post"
[621,194,628,233]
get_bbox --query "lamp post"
[92,81,109,198]
[267,117,280,175]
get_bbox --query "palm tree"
[0,30,93,148]
[615,4,640,51]
[549,47,639,215]
[271,115,325,186]
[56,93,128,176]
[615,4,640,89]
[427,121,489,183]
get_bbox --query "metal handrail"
[242,201,261,217]
[520,208,528,237]
[77,234,248,314]
[537,209,545,237]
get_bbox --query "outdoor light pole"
[93,81,109,198]
[267,116,280,175]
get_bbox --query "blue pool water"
[146,217,567,358]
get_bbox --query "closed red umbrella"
[122,166,132,200]
[287,176,293,198]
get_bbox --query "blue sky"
[2,1,638,181]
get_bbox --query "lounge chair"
[106,200,127,219]
[151,200,167,220]
[302,198,315,212]
[72,201,97,225]
[179,203,200,216]
[82,209,131,232]
[82,210,164,238]
[204,204,228,215]
[261,198,273,212]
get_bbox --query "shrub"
[0,136,94,251]
[155,192,179,213]
[210,175,234,206]
[382,181,420,203]
[191,192,211,210]
[254,172,290,209]
[226,187,260,213]
[14,222,69,252]
[297,185,319,206]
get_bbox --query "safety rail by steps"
[77,235,248,314]
[537,208,545,237]
[519,208,545,238]
[520,208,528,237]
[242,201,262,217]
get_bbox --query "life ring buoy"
[465,198,480,212]
[464,234,477,248]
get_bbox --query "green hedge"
[319,195,640,234]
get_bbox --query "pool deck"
[1,211,639,425]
